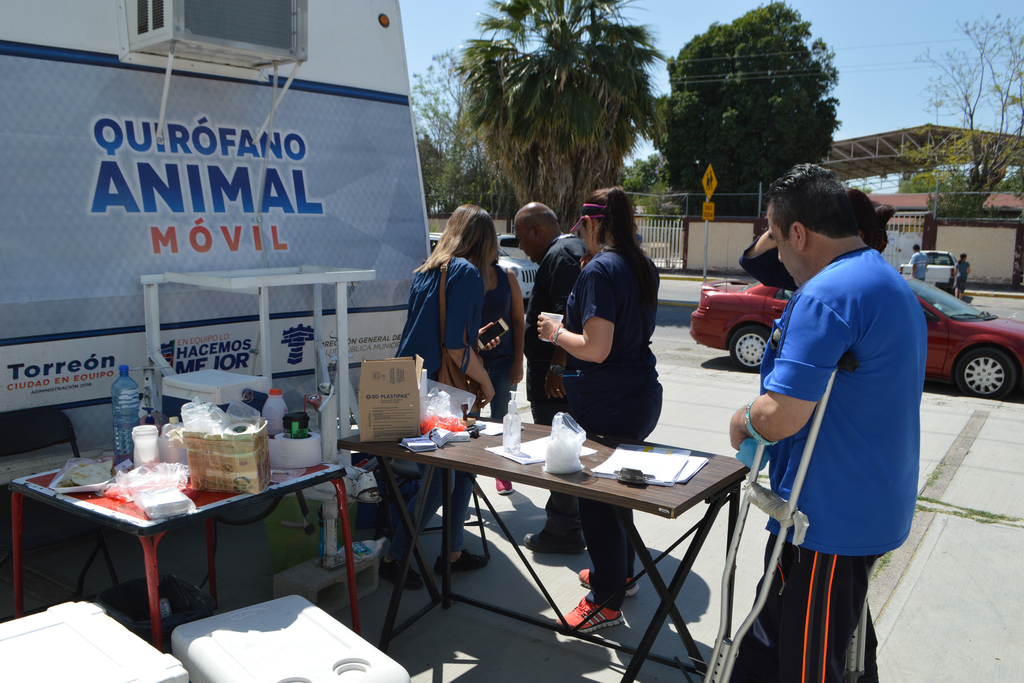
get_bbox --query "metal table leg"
[137,532,166,650]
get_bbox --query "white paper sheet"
[591,445,707,485]
[486,436,597,465]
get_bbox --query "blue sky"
[398,0,1021,190]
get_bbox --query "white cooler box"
[0,601,188,683]
[172,595,410,683]
[162,369,271,418]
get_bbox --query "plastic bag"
[136,487,196,520]
[544,412,586,474]
[736,438,770,472]
[424,379,477,421]
[419,386,465,434]
[226,399,261,425]
[103,462,190,503]
[180,397,227,435]
[49,457,116,489]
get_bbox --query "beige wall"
[936,225,1016,281]
[688,221,754,271]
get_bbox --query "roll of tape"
[223,423,260,436]
[269,431,322,469]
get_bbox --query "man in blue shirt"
[728,164,927,682]
[909,244,928,280]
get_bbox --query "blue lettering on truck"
[90,118,321,216]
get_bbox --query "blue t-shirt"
[761,247,926,556]
[397,257,483,375]
[564,250,659,416]
[479,264,513,367]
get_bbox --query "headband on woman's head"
[570,204,606,232]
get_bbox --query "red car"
[689,278,1024,400]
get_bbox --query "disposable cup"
[539,312,563,343]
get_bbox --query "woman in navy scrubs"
[537,186,661,632]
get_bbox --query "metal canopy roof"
[821,125,962,181]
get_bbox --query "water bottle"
[111,365,140,465]
[262,388,288,436]
[503,398,521,454]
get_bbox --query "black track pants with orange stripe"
[730,534,880,683]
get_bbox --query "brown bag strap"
[439,261,448,347]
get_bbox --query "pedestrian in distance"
[728,164,926,683]
[513,202,589,554]
[909,243,928,280]
[537,186,662,634]
[955,253,971,299]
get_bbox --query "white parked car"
[900,250,957,293]
[429,233,537,301]
[498,234,529,260]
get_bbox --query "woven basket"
[183,420,270,494]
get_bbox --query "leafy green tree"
[620,154,662,192]
[459,0,661,228]
[619,154,682,214]
[412,51,515,216]
[899,167,1021,219]
[660,3,838,215]
[912,16,1023,203]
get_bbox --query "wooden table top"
[342,423,746,519]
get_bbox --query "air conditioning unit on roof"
[124,0,308,69]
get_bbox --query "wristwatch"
[548,364,564,376]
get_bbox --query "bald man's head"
[513,202,561,263]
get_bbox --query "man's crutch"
[844,558,879,683]
[706,352,857,683]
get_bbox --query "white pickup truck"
[900,250,957,292]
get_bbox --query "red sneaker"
[496,479,514,495]
[578,568,639,597]
[559,597,624,633]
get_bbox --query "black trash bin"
[96,574,215,647]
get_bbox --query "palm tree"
[459,0,661,227]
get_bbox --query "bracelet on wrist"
[745,398,778,447]
[551,325,563,346]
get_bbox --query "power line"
[670,38,969,66]
[668,64,933,85]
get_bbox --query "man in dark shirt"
[513,202,588,554]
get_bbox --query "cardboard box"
[359,356,422,442]
[183,420,271,493]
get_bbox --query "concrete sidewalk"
[344,361,1024,682]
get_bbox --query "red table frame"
[9,463,359,649]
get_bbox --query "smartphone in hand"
[477,318,510,350]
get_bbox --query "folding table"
[341,424,746,682]
[9,464,358,650]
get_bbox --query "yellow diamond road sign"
[702,164,717,198]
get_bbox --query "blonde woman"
[380,205,497,589]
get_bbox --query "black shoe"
[379,557,424,589]
[435,550,489,574]
[523,530,586,554]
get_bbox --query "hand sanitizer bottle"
[503,398,521,454]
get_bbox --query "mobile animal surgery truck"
[0,0,429,451]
